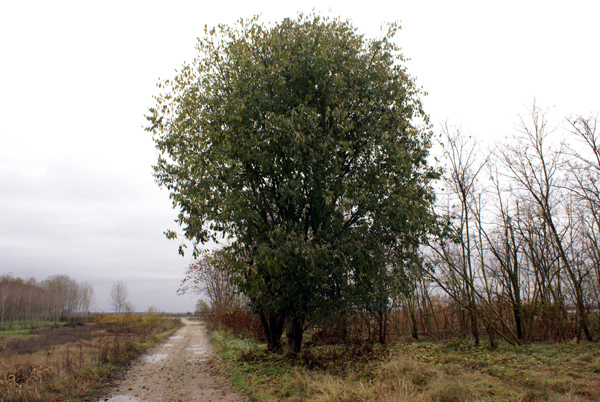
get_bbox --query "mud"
[99,318,246,402]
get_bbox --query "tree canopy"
[147,14,438,353]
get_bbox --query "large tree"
[147,14,438,353]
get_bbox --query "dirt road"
[100,318,246,402]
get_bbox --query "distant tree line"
[0,273,94,330]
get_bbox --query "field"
[0,314,182,402]
[211,331,600,402]
[3,312,599,402]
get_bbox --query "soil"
[99,318,247,402]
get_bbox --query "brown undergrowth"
[0,314,182,402]
[211,330,600,402]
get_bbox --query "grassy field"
[0,320,64,332]
[0,314,182,402]
[0,329,30,337]
[211,331,600,402]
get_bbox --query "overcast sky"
[1,1,598,312]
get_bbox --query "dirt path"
[100,318,247,402]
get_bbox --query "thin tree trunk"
[260,311,285,353]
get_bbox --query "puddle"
[188,357,209,363]
[145,353,168,362]
[163,343,173,347]
[169,335,184,340]
[100,396,139,402]
[185,343,209,355]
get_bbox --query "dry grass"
[0,314,182,402]
[211,332,600,402]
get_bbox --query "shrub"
[207,307,264,341]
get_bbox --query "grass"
[0,314,182,402]
[0,320,59,332]
[210,331,600,402]
[0,329,30,336]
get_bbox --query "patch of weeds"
[474,380,505,398]
[588,361,600,374]
[546,378,572,394]
[520,388,550,402]
[291,342,389,377]
[427,381,476,402]
[210,334,600,402]
[0,315,181,402]
[211,331,282,400]
[577,352,595,363]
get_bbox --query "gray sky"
[1,0,598,312]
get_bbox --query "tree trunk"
[470,308,480,346]
[513,303,524,341]
[285,317,304,354]
[546,216,593,342]
[484,321,497,349]
[408,301,419,340]
[377,311,387,344]
[260,311,285,353]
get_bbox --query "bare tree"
[566,114,600,330]
[499,103,592,342]
[429,123,489,345]
[79,282,95,313]
[0,274,13,329]
[178,249,243,312]
[110,281,130,315]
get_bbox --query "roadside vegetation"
[152,13,600,400]
[0,312,182,402]
[210,322,600,402]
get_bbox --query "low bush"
[206,307,264,341]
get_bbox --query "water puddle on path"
[188,349,208,354]
[100,396,139,402]
[186,344,209,361]
[145,353,168,362]
[169,335,184,340]
[163,343,173,347]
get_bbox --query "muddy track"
[100,318,246,402]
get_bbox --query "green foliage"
[147,13,438,351]
[0,328,30,336]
